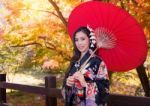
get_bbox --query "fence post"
[45,76,57,106]
[0,74,6,103]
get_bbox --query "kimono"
[62,51,109,106]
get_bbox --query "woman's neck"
[80,50,89,60]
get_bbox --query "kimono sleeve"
[82,58,109,105]
[95,61,110,104]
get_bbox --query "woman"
[62,26,109,106]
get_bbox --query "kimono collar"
[69,50,91,75]
[78,50,91,66]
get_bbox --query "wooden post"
[45,76,57,106]
[0,74,6,103]
[136,64,150,97]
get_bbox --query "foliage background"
[0,0,150,106]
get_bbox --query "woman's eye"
[81,38,85,40]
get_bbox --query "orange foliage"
[42,59,59,70]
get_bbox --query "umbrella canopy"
[68,1,148,72]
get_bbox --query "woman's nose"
[78,40,82,45]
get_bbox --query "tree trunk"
[48,0,67,28]
[136,64,150,97]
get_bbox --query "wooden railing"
[0,74,150,106]
[0,74,61,106]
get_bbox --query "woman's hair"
[72,26,91,62]
[62,27,90,87]
[62,26,95,87]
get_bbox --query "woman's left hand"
[73,71,87,87]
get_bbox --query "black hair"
[62,26,96,87]
[72,26,91,62]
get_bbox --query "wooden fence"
[0,74,150,106]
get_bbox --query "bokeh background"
[0,0,150,106]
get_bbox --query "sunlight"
[21,0,51,23]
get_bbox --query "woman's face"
[75,31,90,54]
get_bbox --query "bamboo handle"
[79,48,98,73]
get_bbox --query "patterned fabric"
[62,51,109,106]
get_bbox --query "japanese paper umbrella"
[68,1,148,72]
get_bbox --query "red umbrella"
[68,1,148,72]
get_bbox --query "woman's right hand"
[66,76,75,87]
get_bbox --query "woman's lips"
[78,46,84,49]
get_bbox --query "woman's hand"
[66,76,75,87]
[61,88,65,99]
[73,71,87,87]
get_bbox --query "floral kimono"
[62,51,109,106]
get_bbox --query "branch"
[19,8,59,18]
[147,12,150,15]
[119,0,125,9]
[48,0,68,28]
[44,40,71,60]
[10,42,42,47]
[10,38,71,60]
[45,41,56,50]
[45,42,71,60]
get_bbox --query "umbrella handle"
[79,48,98,74]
